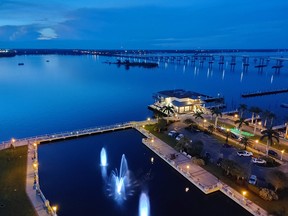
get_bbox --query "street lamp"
[281,150,284,161]
[226,129,230,143]
[234,114,238,119]
[203,119,207,128]
[11,138,15,148]
[186,165,190,173]
[242,191,247,200]
[52,206,57,216]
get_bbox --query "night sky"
[0,0,287,49]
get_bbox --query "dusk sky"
[0,0,287,49]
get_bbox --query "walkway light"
[281,150,284,161]
[52,206,57,216]
[242,191,247,200]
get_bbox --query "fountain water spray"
[100,147,107,167]
[107,154,135,203]
[139,192,150,216]
[100,147,108,179]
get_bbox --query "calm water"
[2,52,286,215]
[0,52,287,142]
[38,129,252,216]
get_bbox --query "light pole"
[242,191,246,201]
[186,165,190,173]
[52,206,57,216]
[226,129,230,144]
[203,119,207,128]
[281,150,284,161]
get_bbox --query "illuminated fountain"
[100,147,107,167]
[138,192,150,216]
[100,147,108,179]
[107,154,135,203]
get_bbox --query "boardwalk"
[0,121,154,150]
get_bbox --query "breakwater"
[241,88,288,98]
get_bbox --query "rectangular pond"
[38,129,252,216]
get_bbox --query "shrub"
[259,188,278,201]
[192,157,205,166]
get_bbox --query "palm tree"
[249,106,262,125]
[211,108,222,127]
[260,127,280,155]
[193,111,204,120]
[262,110,276,128]
[234,117,249,134]
[238,104,247,118]
[240,136,249,150]
[161,105,175,116]
[207,124,215,134]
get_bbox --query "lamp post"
[242,191,246,201]
[11,138,15,148]
[52,206,57,216]
[225,129,230,144]
[186,165,190,173]
[203,119,207,128]
[281,150,284,161]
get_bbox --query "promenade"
[136,126,268,216]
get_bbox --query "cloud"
[38,28,58,40]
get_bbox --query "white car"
[168,130,177,136]
[175,134,184,141]
[252,157,266,164]
[237,151,253,157]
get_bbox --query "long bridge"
[112,53,287,72]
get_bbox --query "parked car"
[175,134,184,141]
[252,157,266,164]
[248,175,257,185]
[168,130,177,136]
[268,149,278,157]
[237,150,253,157]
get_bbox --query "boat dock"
[241,88,288,98]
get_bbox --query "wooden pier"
[241,88,288,98]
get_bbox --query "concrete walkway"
[136,126,268,216]
[26,144,51,216]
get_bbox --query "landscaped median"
[0,146,37,216]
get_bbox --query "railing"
[0,121,150,150]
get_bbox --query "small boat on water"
[18,63,24,66]
[280,103,288,108]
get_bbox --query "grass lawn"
[144,124,178,147]
[0,146,36,216]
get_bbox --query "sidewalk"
[136,126,268,216]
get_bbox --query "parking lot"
[167,121,283,183]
